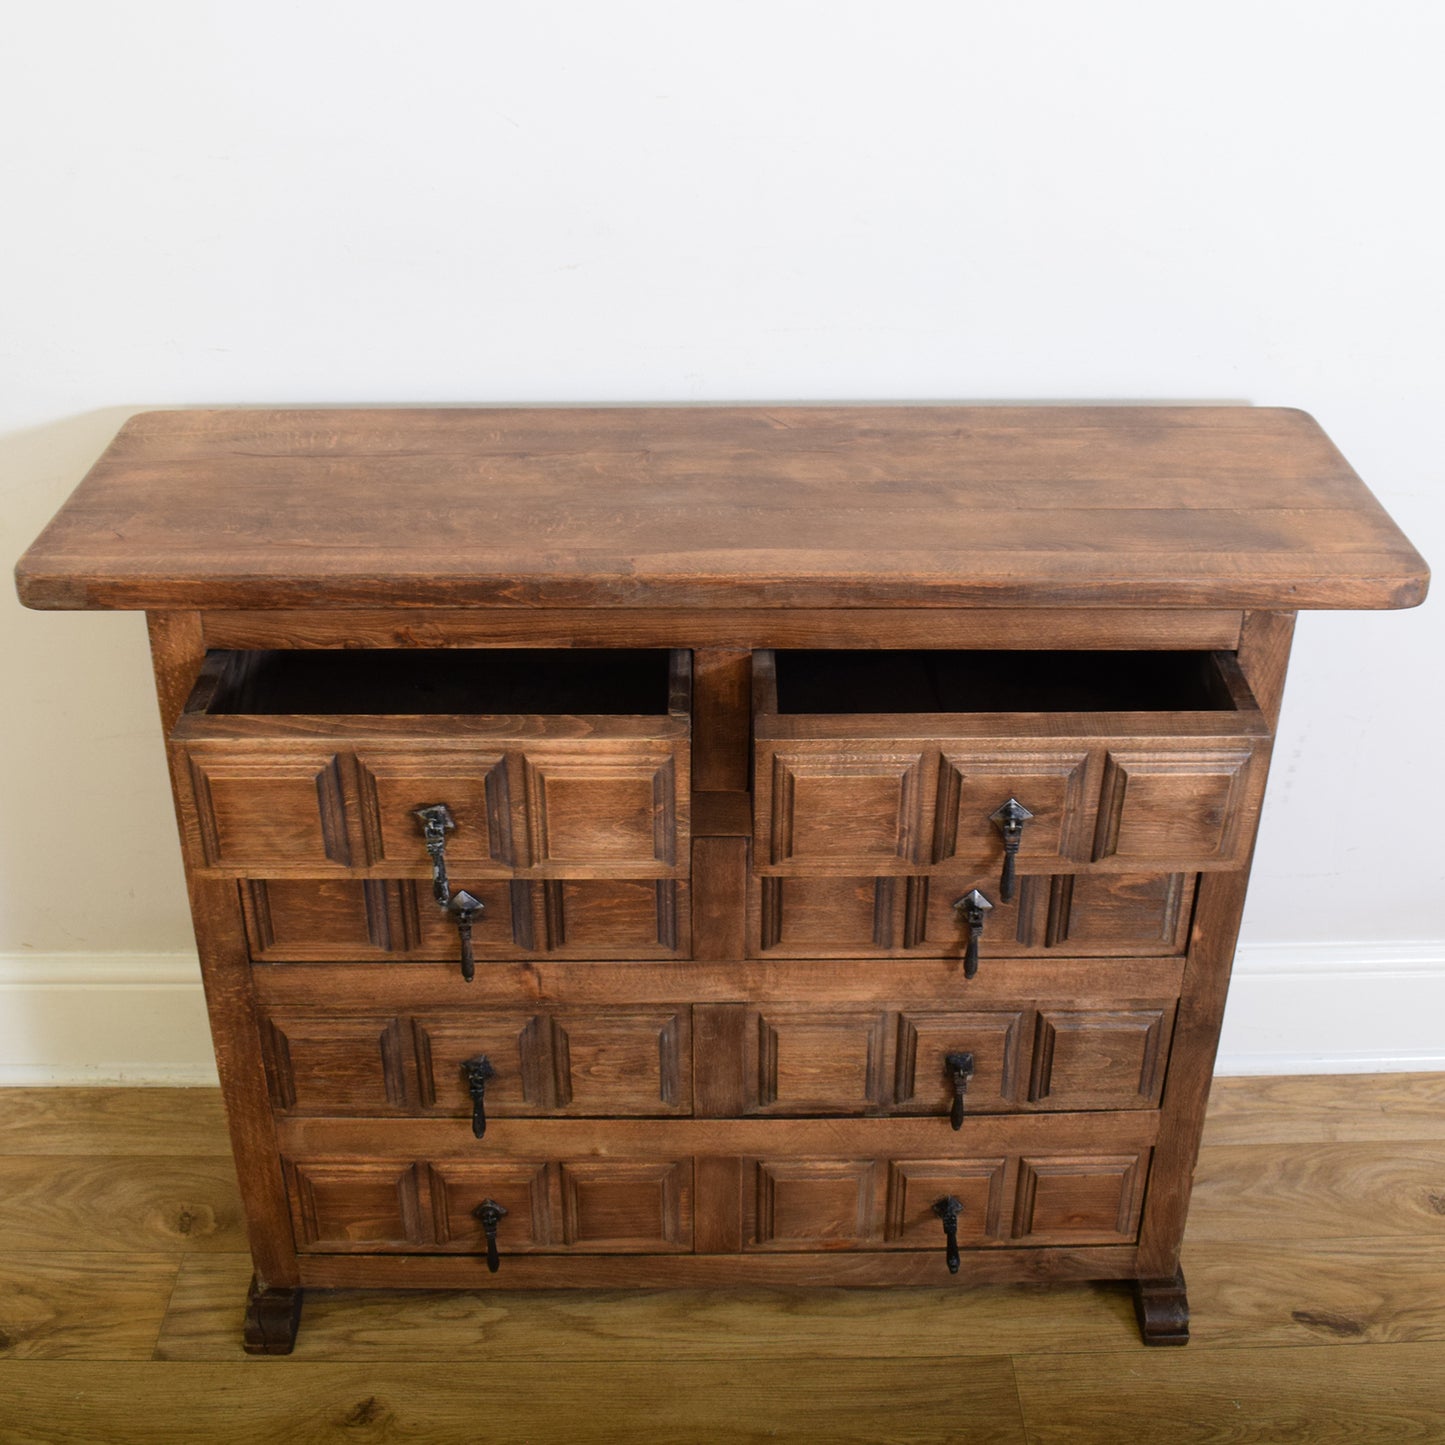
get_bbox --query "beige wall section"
[2,2,1442,1075]
[1,415,197,956]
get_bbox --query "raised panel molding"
[355,751,514,869]
[933,748,1092,866]
[894,1010,1026,1114]
[560,1161,691,1250]
[884,1158,1009,1243]
[522,751,679,869]
[1012,1154,1147,1243]
[1030,1009,1173,1109]
[753,1160,878,1247]
[550,1009,690,1113]
[185,750,351,868]
[288,1160,426,1249]
[410,1012,550,1113]
[767,751,927,868]
[753,1010,889,1112]
[262,1015,408,1114]
[427,1162,555,1249]
[1093,746,1259,866]
[242,878,396,959]
[1044,872,1193,954]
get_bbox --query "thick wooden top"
[14,406,1428,611]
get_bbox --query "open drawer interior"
[765,649,1248,717]
[191,648,687,718]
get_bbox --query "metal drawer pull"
[944,1051,975,1129]
[474,1198,508,1273]
[414,803,457,906]
[932,1196,963,1274]
[415,804,486,982]
[989,797,1033,902]
[462,1054,495,1138]
[448,890,484,983]
[953,889,993,979]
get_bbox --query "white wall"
[1,0,1441,1080]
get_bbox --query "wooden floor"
[0,1076,1443,1443]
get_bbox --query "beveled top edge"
[14,405,1430,613]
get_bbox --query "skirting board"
[0,942,1442,1085]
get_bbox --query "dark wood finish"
[1132,1268,1191,1346]
[147,616,301,1291]
[240,1274,302,1356]
[1134,610,1295,1282]
[203,606,1247,653]
[749,870,1194,960]
[242,876,691,962]
[16,407,1428,611]
[753,650,1271,878]
[18,408,1425,1350]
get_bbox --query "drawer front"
[752,871,1194,960]
[263,1005,694,1118]
[275,1115,1157,1257]
[752,649,1271,879]
[756,734,1268,877]
[286,1156,693,1254]
[261,998,1173,1122]
[243,877,690,962]
[710,1001,1175,1118]
[175,736,689,878]
[744,1146,1149,1250]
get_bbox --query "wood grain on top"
[13,406,1429,611]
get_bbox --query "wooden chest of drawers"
[15,405,1427,1352]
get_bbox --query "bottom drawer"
[278,1114,1156,1258]
[286,1156,694,1255]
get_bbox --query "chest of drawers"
[15,405,1427,1352]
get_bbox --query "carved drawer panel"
[741,1143,1151,1251]
[753,649,1270,878]
[751,871,1194,960]
[416,1008,692,1117]
[276,1113,1159,1261]
[696,1001,1175,1117]
[263,1005,692,1118]
[242,876,689,962]
[171,648,690,878]
[287,1156,693,1254]
[1010,1153,1149,1245]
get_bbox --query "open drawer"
[170,648,691,878]
[753,649,1271,880]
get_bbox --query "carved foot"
[1132,1268,1190,1345]
[243,1275,303,1355]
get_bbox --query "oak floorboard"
[0,1156,246,1252]
[1014,1341,1445,1443]
[0,1088,230,1156]
[157,1253,1139,1362]
[1186,1141,1445,1240]
[1202,1072,1445,1146]
[0,1358,1027,1445]
[1180,1237,1445,1349]
[0,1254,179,1360]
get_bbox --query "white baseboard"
[1215,940,1445,1075]
[1,942,1442,1085]
[0,953,219,1086]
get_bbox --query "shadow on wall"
[1,408,197,968]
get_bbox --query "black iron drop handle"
[952,889,994,979]
[474,1198,508,1273]
[415,805,486,982]
[944,1051,975,1130]
[989,797,1033,903]
[448,890,484,983]
[462,1054,495,1139]
[933,1196,962,1274]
